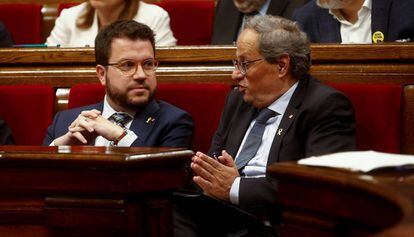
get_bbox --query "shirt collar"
[258,0,271,16]
[329,0,371,24]
[102,95,135,119]
[267,82,298,115]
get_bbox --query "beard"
[316,0,353,9]
[233,0,266,13]
[105,76,155,111]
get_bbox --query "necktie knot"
[110,112,131,128]
[255,108,277,124]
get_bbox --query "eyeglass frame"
[232,58,263,75]
[104,58,159,76]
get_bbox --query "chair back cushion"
[0,4,42,44]
[330,83,402,153]
[0,85,54,145]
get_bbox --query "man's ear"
[96,65,106,86]
[277,54,290,77]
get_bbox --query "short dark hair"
[95,20,156,65]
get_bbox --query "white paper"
[298,150,414,172]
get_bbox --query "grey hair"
[244,15,311,78]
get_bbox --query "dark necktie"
[235,108,278,170]
[110,112,131,128]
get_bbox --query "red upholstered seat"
[68,83,231,152]
[0,4,42,44]
[156,0,215,45]
[329,83,402,153]
[0,85,54,145]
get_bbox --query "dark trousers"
[172,191,277,237]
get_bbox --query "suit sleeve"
[43,111,62,146]
[238,90,355,210]
[159,111,194,149]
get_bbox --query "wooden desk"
[0,146,193,237]
[267,162,414,237]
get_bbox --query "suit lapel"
[318,11,341,42]
[371,0,391,42]
[227,104,256,158]
[267,76,309,165]
[266,0,288,15]
[129,99,160,146]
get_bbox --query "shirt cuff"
[229,177,241,205]
[116,129,137,147]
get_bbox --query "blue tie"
[110,112,131,128]
[235,108,278,170]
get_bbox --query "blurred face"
[233,0,266,13]
[89,0,124,10]
[232,29,281,109]
[316,0,353,9]
[96,37,157,112]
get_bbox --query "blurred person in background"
[293,0,414,43]
[0,21,13,47]
[46,0,176,47]
[212,0,310,44]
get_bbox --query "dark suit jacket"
[0,118,14,145]
[293,0,414,43]
[211,0,310,44]
[208,75,356,211]
[43,99,194,148]
[0,22,13,47]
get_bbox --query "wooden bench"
[0,44,413,154]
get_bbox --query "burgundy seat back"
[329,83,402,153]
[156,0,215,45]
[0,85,54,145]
[68,83,230,152]
[0,4,42,44]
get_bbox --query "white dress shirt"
[229,82,298,205]
[329,0,372,43]
[46,1,177,47]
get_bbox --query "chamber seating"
[68,83,230,152]
[0,85,54,145]
[330,83,402,153]
[0,3,42,44]
[67,82,402,154]
[156,0,215,45]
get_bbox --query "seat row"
[0,1,215,45]
[0,83,402,155]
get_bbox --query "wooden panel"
[268,162,414,236]
[0,146,193,237]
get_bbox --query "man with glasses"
[44,20,193,148]
[174,15,355,236]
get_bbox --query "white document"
[298,150,414,172]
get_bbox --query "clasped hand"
[191,151,240,201]
[54,109,124,145]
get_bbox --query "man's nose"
[232,69,244,81]
[132,65,147,79]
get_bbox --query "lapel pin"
[146,117,155,124]
[289,114,293,119]
[277,128,283,136]
[372,31,384,43]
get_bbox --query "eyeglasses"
[105,59,159,76]
[232,58,263,75]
